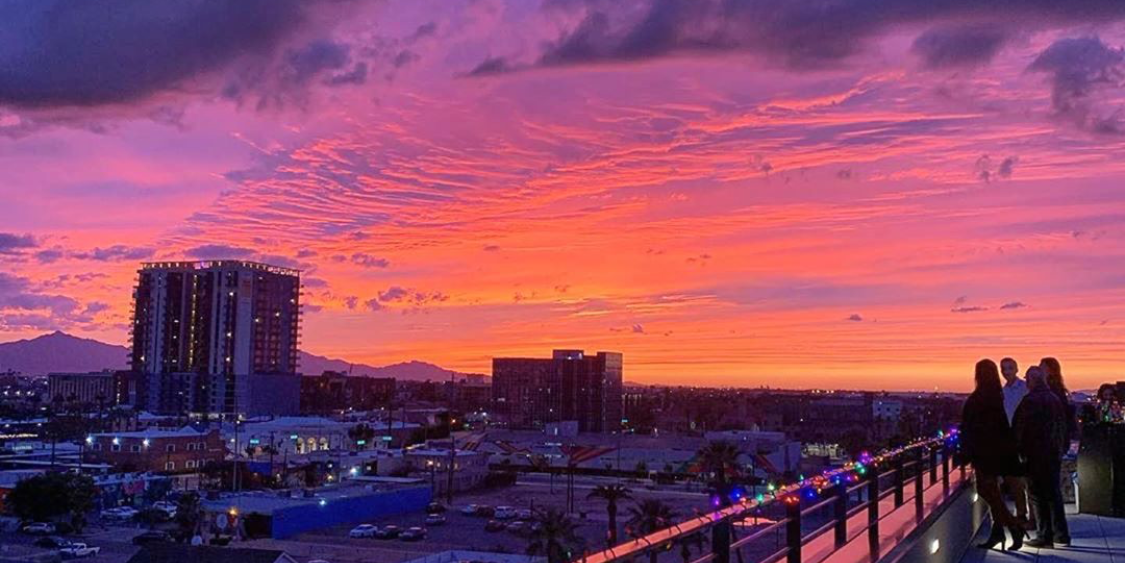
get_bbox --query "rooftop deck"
[961,507,1124,563]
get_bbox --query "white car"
[494,506,517,520]
[152,501,178,516]
[349,524,378,538]
[59,543,101,558]
[461,504,480,515]
[21,522,55,535]
[101,506,139,520]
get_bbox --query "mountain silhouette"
[0,331,484,382]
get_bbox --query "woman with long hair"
[1040,357,1067,401]
[1040,357,1078,442]
[962,359,1026,550]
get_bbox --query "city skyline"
[2,1,1125,391]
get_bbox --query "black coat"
[1013,386,1068,468]
[961,391,1023,476]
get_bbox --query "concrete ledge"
[879,479,986,563]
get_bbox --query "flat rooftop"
[141,260,300,276]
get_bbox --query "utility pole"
[446,370,455,504]
[232,416,240,492]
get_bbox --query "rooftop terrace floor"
[962,507,1124,563]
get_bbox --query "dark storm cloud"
[0,232,36,255]
[911,25,1010,69]
[1028,36,1125,134]
[473,0,1125,74]
[0,0,310,108]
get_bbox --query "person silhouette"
[962,359,1025,550]
[999,358,1030,529]
[1014,366,1070,548]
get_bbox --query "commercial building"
[492,349,623,433]
[88,427,226,474]
[299,372,395,414]
[403,448,490,494]
[128,260,302,416]
[201,484,430,539]
[48,371,124,406]
[235,416,422,456]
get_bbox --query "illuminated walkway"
[960,508,1124,563]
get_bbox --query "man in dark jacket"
[1013,367,1070,547]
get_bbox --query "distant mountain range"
[0,331,484,382]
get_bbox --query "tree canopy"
[7,472,97,531]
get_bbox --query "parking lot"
[250,476,719,563]
[0,478,771,563]
[0,522,151,563]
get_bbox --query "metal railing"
[577,431,965,563]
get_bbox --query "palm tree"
[175,492,203,542]
[348,423,376,451]
[262,444,281,485]
[587,484,631,545]
[527,508,584,563]
[697,441,742,507]
[627,499,677,563]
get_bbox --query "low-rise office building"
[88,427,225,475]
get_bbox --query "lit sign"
[249,438,260,445]
[356,440,366,445]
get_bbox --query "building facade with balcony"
[128,260,301,416]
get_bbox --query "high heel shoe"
[976,526,1007,550]
[1007,526,1026,551]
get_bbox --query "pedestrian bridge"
[574,434,1122,563]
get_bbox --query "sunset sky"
[2,0,1125,391]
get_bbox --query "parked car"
[484,519,505,532]
[506,521,528,535]
[59,543,100,558]
[516,509,533,520]
[101,506,139,520]
[349,524,378,538]
[375,525,401,539]
[400,527,426,541]
[34,536,72,549]
[475,505,495,517]
[494,506,517,520]
[152,501,178,516]
[424,514,446,526]
[132,531,173,546]
[426,502,446,514]
[21,522,56,535]
[460,504,480,515]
